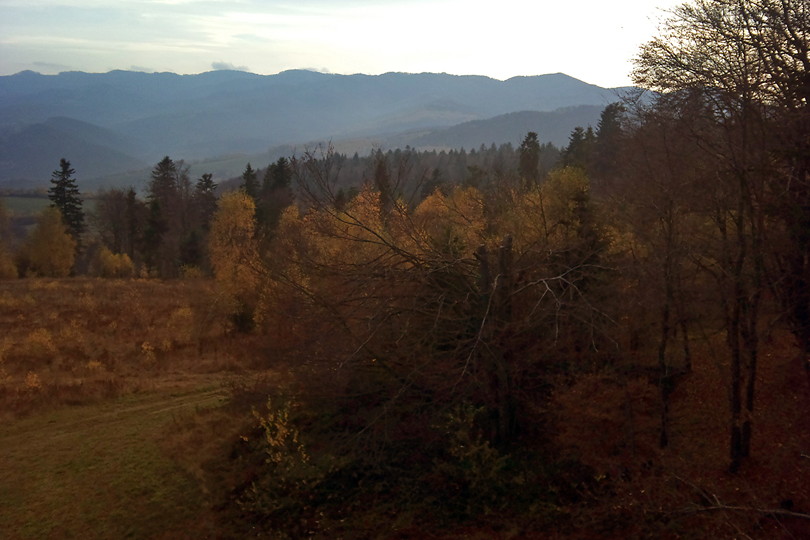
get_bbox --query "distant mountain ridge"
[0,69,630,189]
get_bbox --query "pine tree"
[259,158,294,232]
[518,132,541,188]
[48,158,84,242]
[241,163,259,200]
[194,173,218,232]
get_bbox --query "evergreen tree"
[241,163,259,200]
[561,126,596,169]
[194,173,218,232]
[48,158,84,242]
[148,156,179,205]
[518,131,541,188]
[373,150,393,218]
[263,157,292,192]
[592,103,626,185]
[259,158,294,232]
[144,156,192,276]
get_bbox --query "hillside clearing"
[0,380,227,539]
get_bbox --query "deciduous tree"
[22,207,76,277]
[632,0,809,471]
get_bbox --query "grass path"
[0,381,228,539]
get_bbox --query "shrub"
[92,247,134,278]
[0,248,17,279]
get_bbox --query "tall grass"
[0,278,252,420]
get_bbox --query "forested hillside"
[0,70,623,189]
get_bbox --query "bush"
[0,248,17,279]
[92,247,134,278]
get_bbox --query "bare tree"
[633,0,808,471]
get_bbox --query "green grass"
[1,196,98,218]
[0,384,227,539]
[1,196,50,217]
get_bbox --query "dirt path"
[0,380,229,539]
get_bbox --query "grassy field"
[0,278,261,538]
[1,196,50,217]
[1,196,98,218]
[0,383,225,539]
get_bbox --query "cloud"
[32,61,73,73]
[211,61,250,71]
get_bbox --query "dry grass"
[0,278,257,421]
[0,277,273,538]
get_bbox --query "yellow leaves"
[209,192,263,314]
[22,207,76,277]
[140,341,157,364]
[491,167,605,257]
[167,306,195,346]
[24,371,42,392]
[253,398,309,466]
[85,360,104,372]
[343,186,386,237]
[413,185,486,255]
[22,328,57,359]
[92,247,134,278]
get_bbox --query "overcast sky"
[0,0,683,87]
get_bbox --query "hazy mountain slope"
[0,117,147,188]
[397,106,606,150]
[0,69,630,188]
[109,106,605,189]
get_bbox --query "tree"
[194,173,218,230]
[92,187,146,263]
[632,0,809,471]
[591,103,626,188]
[22,207,76,277]
[241,163,259,200]
[143,156,194,277]
[0,199,17,278]
[518,132,541,188]
[48,158,84,242]
[209,191,262,330]
[258,158,294,233]
[561,126,596,169]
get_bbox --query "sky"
[0,0,683,88]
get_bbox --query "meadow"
[0,278,262,538]
[0,196,51,217]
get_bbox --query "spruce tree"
[48,158,84,242]
[240,163,259,199]
[518,132,541,188]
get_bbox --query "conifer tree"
[518,131,541,188]
[48,158,84,242]
[194,173,218,232]
[240,163,259,200]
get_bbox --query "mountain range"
[0,69,631,190]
